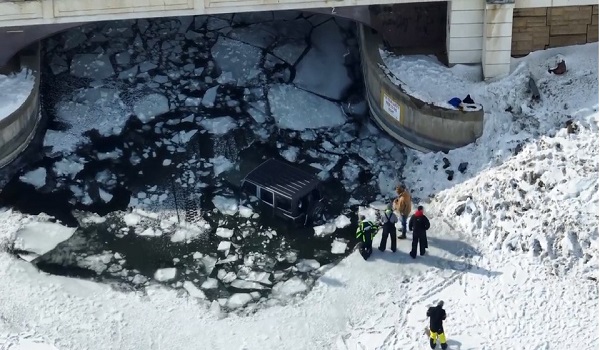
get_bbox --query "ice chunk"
[171,224,210,243]
[216,227,234,239]
[212,196,238,215]
[244,271,272,285]
[123,213,142,226]
[53,158,84,179]
[217,270,237,283]
[71,54,115,80]
[331,239,348,254]
[64,30,87,50]
[119,65,138,79]
[138,228,162,237]
[184,97,202,106]
[335,215,351,228]
[217,241,232,251]
[210,155,234,176]
[183,281,206,299]
[227,25,276,49]
[272,276,308,297]
[201,85,219,107]
[99,188,113,203]
[230,279,266,290]
[272,40,306,66]
[14,222,77,261]
[50,54,69,75]
[295,259,320,272]
[280,146,299,163]
[19,168,47,189]
[133,93,169,123]
[200,116,237,134]
[314,222,336,237]
[207,17,230,31]
[154,268,177,282]
[268,84,345,130]
[246,104,267,123]
[78,253,112,274]
[201,278,218,289]
[238,206,253,218]
[139,61,157,73]
[198,255,215,273]
[211,37,262,85]
[293,20,352,100]
[115,52,131,66]
[226,293,253,309]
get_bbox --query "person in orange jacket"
[392,185,412,239]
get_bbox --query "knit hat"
[437,300,444,307]
[359,215,366,221]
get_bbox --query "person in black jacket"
[427,300,448,349]
[408,205,430,258]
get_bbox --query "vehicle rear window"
[275,196,292,212]
[259,189,273,204]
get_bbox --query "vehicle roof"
[243,158,320,200]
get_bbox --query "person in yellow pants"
[427,301,448,349]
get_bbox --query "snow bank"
[380,51,482,108]
[268,84,346,130]
[402,43,599,276]
[0,68,35,122]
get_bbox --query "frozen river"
[0,12,406,310]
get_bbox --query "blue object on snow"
[448,97,462,108]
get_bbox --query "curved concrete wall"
[0,43,41,168]
[358,24,484,153]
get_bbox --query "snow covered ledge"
[0,43,41,168]
[358,25,484,153]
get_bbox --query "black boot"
[409,251,416,259]
[440,342,447,350]
[429,338,436,349]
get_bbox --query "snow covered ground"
[0,68,35,121]
[0,12,597,350]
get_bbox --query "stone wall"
[358,25,484,153]
[0,43,41,168]
[512,5,598,56]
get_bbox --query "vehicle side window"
[243,181,258,197]
[275,196,291,212]
[259,189,273,205]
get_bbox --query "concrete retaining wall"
[512,5,598,56]
[358,24,484,153]
[0,42,41,168]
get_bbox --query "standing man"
[393,185,412,239]
[356,215,379,260]
[378,204,398,252]
[408,205,430,258]
[427,300,448,350]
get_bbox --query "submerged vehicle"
[240,158,325,226]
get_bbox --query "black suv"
[240,158,325,226]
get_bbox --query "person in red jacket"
[408,205,430,258]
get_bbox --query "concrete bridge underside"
[0,3,447,68]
